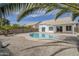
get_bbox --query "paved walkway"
[0,34,79,56]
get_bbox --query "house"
[38,17,79,34]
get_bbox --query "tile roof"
[39,17,77,25]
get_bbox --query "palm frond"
[17,3,52,21]
[62,3,79,13]
[17,3,63,21]
[1,3,79,21]
[45,4,61,13]
[63,3,79,11]
[72,13,79,21]
[17,4,43,21]
[0,3,26,18]
[55,9,68,20]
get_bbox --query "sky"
[5,9,74,26]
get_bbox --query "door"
[56,26,62,32]
[42,27,45,32]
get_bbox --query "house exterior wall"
[62,25,66,32]
[63,24,76,33]
[62,25,72,33]
[39,25,48,32]
[74,24,79,33]
[39,25,54,33]
[39,24,77,33]
[48,26,55,33]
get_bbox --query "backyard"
[0,3,79,56]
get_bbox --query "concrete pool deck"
[16,32,77,42]
[0,33,79,56]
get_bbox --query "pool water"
[30,33,58,40]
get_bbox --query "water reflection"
[30,33,56,39]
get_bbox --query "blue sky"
[5,9,72,25]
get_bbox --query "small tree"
[0,18,10,27]
[1,25,12,36]
[0,18,10,35]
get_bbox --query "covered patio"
[39,17,78,35]
[53,23,76,35]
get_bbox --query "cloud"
[27,9,46,17]
[29,14,39,17]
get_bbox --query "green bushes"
[0,24,38,35]
[0,18,38,35]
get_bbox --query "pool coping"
[16,32,77,42]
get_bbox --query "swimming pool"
[29,33,58,40]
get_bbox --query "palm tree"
[16,3,79,21]
[0,3,26,17]
[0,18,10,27]
[0,18,10,36]
[0,3,79,21]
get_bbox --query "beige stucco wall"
[62,24,76,34]
[39,25,54,33]
[39,24,77,34]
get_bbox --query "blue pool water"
[30,33,58,40]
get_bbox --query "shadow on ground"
[0,41,13,56]
[19,36,79,56]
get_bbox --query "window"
[49,27,53,31]
[66,26,72,31]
